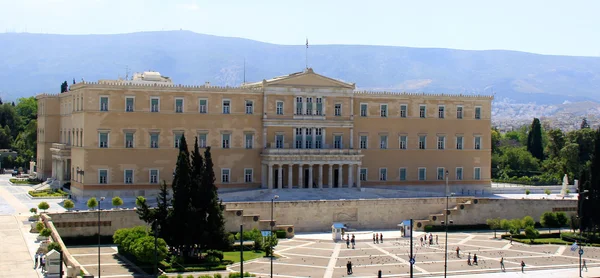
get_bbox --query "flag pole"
[305,38,308,69]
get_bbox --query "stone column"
[356,165,361,188]
[308,164,313,188]
[318,164,323,189]
[350,128,354,149]
[51,159,55,178]
[328,164,333,188]
[288,164,293,189]
[263,127,267,148]
[277,165,283,189]
[298,164,303,188]
[338,164,343,188]
[268,164,273,190]
[262,164,267,188]
[302,128,306,149]
[348,164,353,188]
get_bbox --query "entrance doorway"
[334,169,339,188]
[274,169,279,188]
[304,169,310,188]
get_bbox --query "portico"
[49,143,71,186]
[262,149,363,189]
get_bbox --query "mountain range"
[1,30,600,105]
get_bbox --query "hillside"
[1,30,600,105]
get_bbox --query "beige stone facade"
[36,69,493,199]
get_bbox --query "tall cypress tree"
[189,137,206,249]
[171,135,192,253]
[527,118,544,161]
[586,128,600,232]
[155,181,171,243]
[203,147,228,249]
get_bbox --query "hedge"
[275,230,287,239]
[164,264,227,272]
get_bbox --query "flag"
[306,38,308,49]
[571,242,578,252]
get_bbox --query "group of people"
[467,253,478,265]
[420,233,438,246]
[373,233,383,244]
[33,252,46,273]
[345,234,356,249]
[346,260,353,275]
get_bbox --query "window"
[334,135,342,149]
[475,136,481,150]
[456,167,463,180]
[316,98,323,115]
[175,98,184,113]
[222,134,230,149]
[399,136,407,150]
[360,135,368,149]
[418,168,426,181]
[438,105,445,118]
[276,101,284,115]
[198,133,207,148]
[125,132,134,148]
[295,97,303,115]
[151,98,160,112]
[360,168,367,181]
[199,99,207,113]
[419,105,426,118]
[174,133,182,148]
[456,136,463,150]
[334,103,341,116]
[99,132,109,148]
[380,104,388,117]
[221,169,230,183]
[244,169,253,183]
[245,100,253,114]
[126,97,134,112]
[276,134,284,149]
[125,169,133,184]
[399,168,407,181]
[100,96,109,111]
[245,133,253,149]
[474,167,481,180]
[379,168,387,181]
[437,136,445,150]
[306,97,313,115]
[419,135,426,149]
[456,106,463,119]
[295,128,302,149]
[222,100,231,114]
[315,128,323,149]
[437,167,445,180]
[360,104,367,117]
[150,169,159,184]
[380,135,388,149]
[150,133,159,148]
[475,107,481,119]
[400,105,407,118]
[304,128,312,148]
[99,169,108,184]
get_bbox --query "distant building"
[36,69,493,199]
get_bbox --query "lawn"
[10,178,40,185]
[224,251,266,263]
[29,189,69,197]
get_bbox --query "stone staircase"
[413,197,476,231]
[223,205,295,238]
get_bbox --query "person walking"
[347,260,353,275]
[521,260,525,273]
[376,233,379,244]
[473,254,478,265]
[436,235,438,245]
[500,256,505,271]
[583,259,588,272]
[41,255,46,273]
[34,253,38,269]
[467,253,472,266]
[456,246,461,258]
[380,233,383,243]
[373,233,376,244]
[420,237,423,246]
[351,234,356,249]
[346,235,350,248]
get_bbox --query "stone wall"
[48,198,577,237]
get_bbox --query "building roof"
[243,68,356,89]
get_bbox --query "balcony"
[262,144,363,164]
[292,114,326,120]
[263,147,361,156]
[50,143,71,158]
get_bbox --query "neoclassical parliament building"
[36,69,493,199]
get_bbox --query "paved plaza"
[229,231,600,277]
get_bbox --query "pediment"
[265,69,355,89]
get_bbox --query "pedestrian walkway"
[0,215,39,278]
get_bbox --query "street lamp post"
[98,196,105,278]
[443,170,451,278]
[270,195,279,278]
[154,221,161,278]
[578,190,589,278]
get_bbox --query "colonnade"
[265,163,361,189]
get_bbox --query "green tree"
[581,118,590,129]
[63,200,74,211]
[491,128,501,154]
[498,147,540,173]
[522,216,535,228]
[561,142,580,180]
[524,226,540,243]
[38,201,49,212]
[546,129,565,159]
[585,128,600,232]
[47,242,62,252]
[87,197,98,210]
[131,236,168,264]
[190,136,206,250]
[263,235,278,257]
[155,181,171,243]
[527,118,544,161]
[30,207,37,215]
[171,134,192,252]
[486,218,501,238]
[540,211,558,233]
[113,226,148,254]
[555,212,569,233]
[509,218,522,235]
[500,219,511,234]
[35,221,45,232]
[112,196,123,208]
[203,146,228,250]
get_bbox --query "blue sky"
[1,0,599,57]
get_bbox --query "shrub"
[187,275,195,278]
[206,250,224,262]
[158,275,168,278]
[525,189,531,196]
[36,221,45,232]
[130,236,168,264]
[525,226,540,243]
[63,200,75,211]
[112,196,123,208]
[556,212,569,233]
[214,274,223,278]
[38,201,50,212]
[113,226,148,254]
[275,230,287,238]
[522,216,535,228]
[47,242,62,252]
[198,275,212,278]
[177,275,183,278]
[263,235,278,257]
[40,228,52,237]
[566,189,571,194]
[544,189,551,195]
[228,272,256,278]
[87,197,98,209]
[30,208,37,215]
